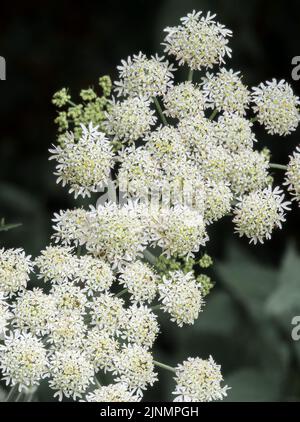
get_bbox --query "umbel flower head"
[158,270,204,326]
[49,122,114,198]
[214,113,256,152]
[202,68,250,115]
[145,125,188,171]
[285,145,300,205]
[11,288,57,335]
[104,96,157,143]
[229,149,269,195]
[199,144,232,183]
[0,331,48,391]
[48,349,94,401]
[0,248,33,296]
[76,255,114,295]
[121,305,159,349]
[114,52,175,98]
[163,81,207,119]
[52,208,90,246]
[149,205,208,258]
[84,202,149,269]
[85,383,141,402]
[113,344,158,396]
[89,292,126,335]
[119,260,158,304]
[177,114,216,159]
[47,311,86,351]
[0,293,12,337]
[163,10,232,70]
[35,245,78,284]
[173,356,229,402]
[118,146,164,199]
[233,186,291,244]
[204,180,233,223]
[84,327,119,372]
[252,79,300,136]
[50,283,88,315]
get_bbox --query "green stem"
[187,69,194,82]
[209,109,218,121]
[25,392,34,402]
[67,100,77,107]
[250,116,258,123]
[15,391,23,402]
[77,245,82,258]
[143,249,157,265]
[116,288,128,298]
[269,163,287,171]
[95,377,102,388]
[107,176,117,203]
[153,360,176,374]
[151,304,162,311]
[5,384,19,402]
[153,97,168,126]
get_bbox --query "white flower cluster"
[49,123,114,198]
[119,260,158,304]
[112,344,158,395]
[83,202,149,269]
[149,205,208,258]
[163,81,207,118]
[173,356,229,402]
[202,68,250,115]
[105,96,157,143]
[0,293,12,337]
[114,52,175,98]
[233,186,291,244]
[0,248,33,296]
[0,331,48,391]
[85,383,141,402]
[285,145,300,205]
[2,8,300,403]
[163,11,232,70]
[11,288,56,335]
[252,79,300,136]
[158,271,204,326]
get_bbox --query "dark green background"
[1,0,300,401]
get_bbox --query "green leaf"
[224,368,281,402]
[216,241,278,320]
[0,220,22,232]
[266,243,300,330]
[192,290,240,337]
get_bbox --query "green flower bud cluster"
[196,274,214,297]
[155,255,182,275]
[52,76,112,144]
[198,253,213,268]
[155,254,214,297]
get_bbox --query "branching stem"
[116,288,128,298]
[153,97,168,126]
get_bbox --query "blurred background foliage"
[1,0,300,401]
